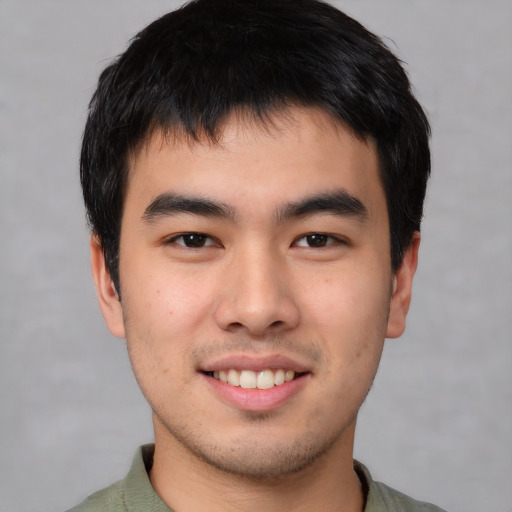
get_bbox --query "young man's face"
[92,107,418,478]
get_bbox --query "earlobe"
[90,235,126,338]
[386,232,420,339]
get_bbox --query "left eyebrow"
[142,193,236,223]
[276,190,369,223]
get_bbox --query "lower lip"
[202,373,310,412]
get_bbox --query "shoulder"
[354,461,447,512]
[369,480,447,512]
[65,445,165,512]
[65,480,125,512]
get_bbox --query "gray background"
[1,1,511,511]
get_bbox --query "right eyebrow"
[275,190,369,224]
[142,193,236,223]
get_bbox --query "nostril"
[270,320,284,329]
[225,321,244,332]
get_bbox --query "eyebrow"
[275,190,368,223]
[142,193,236,222]
[142,189,368,225]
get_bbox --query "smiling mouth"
[203,369,307,390]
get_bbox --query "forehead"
[125,107,384,219]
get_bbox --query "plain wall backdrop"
[1,1,511,511]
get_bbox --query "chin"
[159,414,344,480]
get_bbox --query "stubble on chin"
[152,407,355,482]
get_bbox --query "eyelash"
[165,232,346,249]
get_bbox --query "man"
[70,0,443,511]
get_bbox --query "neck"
[149,422,364,512]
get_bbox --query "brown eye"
[169,233,217,248]
[295,233,337,248]
[305,234,328,247]
[183,234,207,247]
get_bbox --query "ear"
[90,235,125,338]
[386,232,421,339]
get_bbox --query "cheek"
[122,293,195,408]
[299,263,390,383]
[120,269,215,382]
[305,269,391,333]
[123,255,214,326]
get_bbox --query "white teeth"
[211,369,297,389]
[227,369,240,386]
[240,370,257,389]
[274,369,285,386]
[257,370,275,389]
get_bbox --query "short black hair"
[81,0,430,292]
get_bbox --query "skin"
[91,107,419,512]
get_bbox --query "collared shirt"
[67,444,447,512]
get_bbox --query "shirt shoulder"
[65,445,172,512]
[66,480,125,512]
[354,461,447,512]
[369,480,447,512]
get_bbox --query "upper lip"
[199,354,311,373]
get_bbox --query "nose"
[213,247,300,336]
